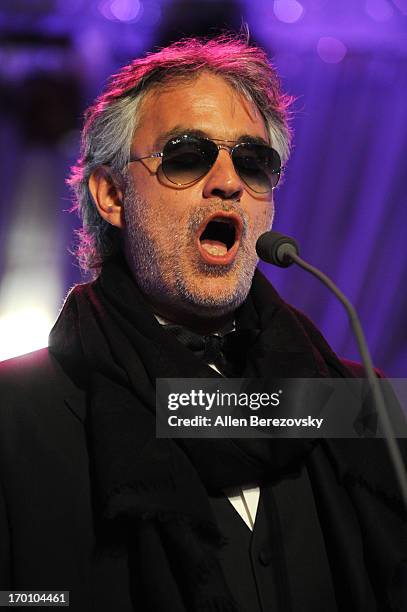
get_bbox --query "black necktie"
[164,325,259,377]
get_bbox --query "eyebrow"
[153,126,270,150]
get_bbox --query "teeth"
[212,217,232,224]
[201,243,228,256]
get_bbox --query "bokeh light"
[98,0,142,23]
[365,0,394,21]
[317,36,347,64]
[111,0,141,21]
[273,0,304,23]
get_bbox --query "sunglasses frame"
[129,134,283,193]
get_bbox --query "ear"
[89,166,125,229]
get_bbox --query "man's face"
[123,72,274,322]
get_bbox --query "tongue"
[200,239,228,256]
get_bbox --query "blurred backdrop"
[0,0,406,374]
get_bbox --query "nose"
[202,148,244,201]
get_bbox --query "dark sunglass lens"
[233,144,281,193]
[162,136,218,185]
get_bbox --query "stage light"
[317,37,347,64]
[110,0,141,21]
[98,0,142,23]
[365,0,394,21]
[0,308,54,361]
[273,0,304,24]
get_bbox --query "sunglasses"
[129,134,282,194]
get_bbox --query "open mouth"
[197,212,242,265]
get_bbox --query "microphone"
[256,230,299,267]
[256,230,407,511]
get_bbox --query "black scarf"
[49,258,406,612]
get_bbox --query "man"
[0,35,405,612]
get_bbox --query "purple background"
[0,0,406,374]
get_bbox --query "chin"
[174,276,251,319]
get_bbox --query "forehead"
[133,72,269,149]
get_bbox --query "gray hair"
[68,33,294,274]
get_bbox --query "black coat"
[0,349,109,609]
[0,297,405,611]
[0,347,364,611]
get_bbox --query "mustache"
[187,200,248,238]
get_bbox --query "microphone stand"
[282,244,407,512]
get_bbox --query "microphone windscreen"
[256,231,300,267]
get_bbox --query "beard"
[122,178,273,320]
